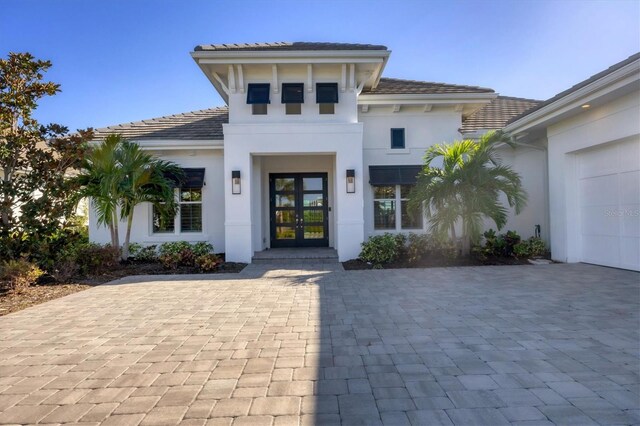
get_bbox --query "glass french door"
[270,173,329,247]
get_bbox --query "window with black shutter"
[282,83,304,115]
[247,83,270,115]
[316,83,338,114]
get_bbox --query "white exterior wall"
[546,89,640,264]
[360,107,462,237]
[89,149,225,251]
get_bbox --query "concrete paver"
[0,263,638,425]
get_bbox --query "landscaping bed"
[343,256,530,270]
[0,283,93,316]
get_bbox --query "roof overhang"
[505,58,640,138]
[358,92,497,116]
[191,49,391,103]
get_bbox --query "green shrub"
[195,253,221,272]
[406,233,457,264]
[475,229,522,259]
[192,242,214,257]
[359,233,401,268]
[73,244,120,275]
[0,259,44,291]
[133,245,158,262]
[513,237,547,259]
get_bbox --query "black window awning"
[282,83,304,103]
[316,83,339,103]
[369,165,422,185]
[165,168,205,189]
[247,83,271,104]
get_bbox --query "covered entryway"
[576,138,640,271]
[269,173,329,247]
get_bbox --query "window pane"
[400,184,414,199]
[153,205,174,233]
[275,178,295,192]
[275,210,295,224]
[180,204,202,232]
[319,103,335,114]
[276,194,295,207]
[303,210,323,223]
[391,128,405,149]
[374,200,396,230]
[252,104,267,115]
[285,103,301,115]
[303,177,322,191]
[401,200,423,229]
[304,226,324,239]
[276,226,295,239]
[180,188,202,202]
[303,194,323,207]
[373,185,395,199]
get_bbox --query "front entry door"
[270,173,329,248]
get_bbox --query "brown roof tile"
[94,107,228,140]
[461,96,542,134]
[194,42,388,52]
[363,77,495,95]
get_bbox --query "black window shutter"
[281,83,304,103]
[247,84,271,104]
[316,83,339,103]
[369,165,421,185]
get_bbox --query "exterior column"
[334,147,365,261]
[224,150,253,263]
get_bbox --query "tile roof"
[362,77,495,95]
[461,96,542,134]
[194,42,388,52]
[507,52,640,125]
[94,107,228,140]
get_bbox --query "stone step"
[252,248,339,264]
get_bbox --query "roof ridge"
[377,76,494,92]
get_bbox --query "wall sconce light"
[346,169,355,193]
[232,170,241,194]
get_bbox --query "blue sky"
[2,0,639,132]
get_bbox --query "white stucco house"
[91,42,639,271]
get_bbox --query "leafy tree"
[79,134,182,260]
[0,52,93,259]
[409,131,527,255]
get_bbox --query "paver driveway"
[0,263,638,425]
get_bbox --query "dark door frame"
[269,173,329,248]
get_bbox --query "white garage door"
[577,138,640,271]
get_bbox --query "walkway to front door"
[269,173,329,248]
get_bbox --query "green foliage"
[474,229,528,259]
[406,233,457,264]
[70,243,120,276]
[513,237,547,259]
[0,52,93,261]
[0,259,43,291]
[408,131,527,255]
[78,134,183,260]
[158,241,214,269]
[130,244,158,262]
[195,253,221,272]
[359,233,401,268]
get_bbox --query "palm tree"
[79,134,182,260]
[408,131,527,255]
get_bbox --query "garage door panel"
[576,139,639,271]
[578,175,619,206]
[578,144,619,178]
[580,205,620,236]
[620,204,640,237]
[620,237,640,270]
[581,235,621,267]
[619,170,640,202]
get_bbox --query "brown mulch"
[343,256,532,270]
[0,283,93,316]
[0,259,247,317]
